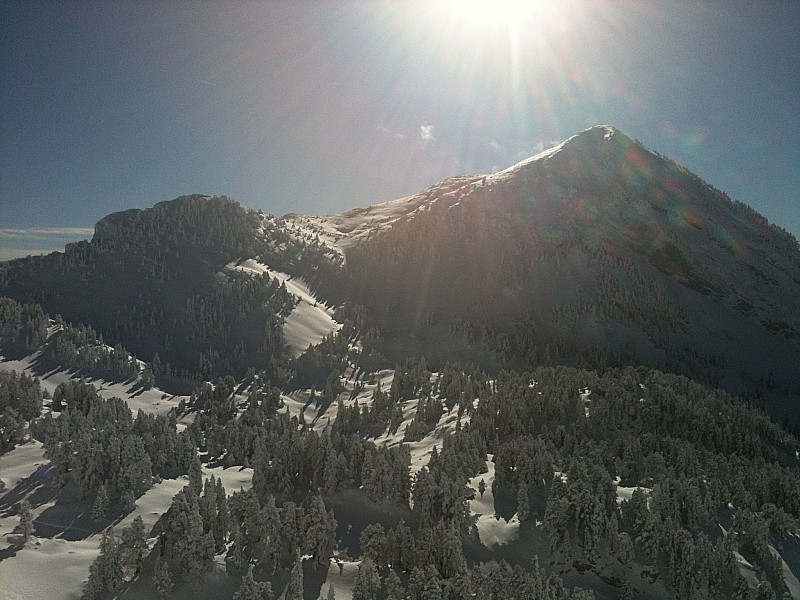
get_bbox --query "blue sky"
[2,0,799,256]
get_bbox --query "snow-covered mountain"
[303,126,800,422]
[2,126,800,600]
[2,126,799,419]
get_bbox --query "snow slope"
[0,353,191,600]
[281,174,485,260]
[223,259,341,357]
[468,455,520,547]
[0,353,184,417]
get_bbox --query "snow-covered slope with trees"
[2,126,800,599]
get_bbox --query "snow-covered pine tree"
[285,551,304,600]
[83,530,122,600]
[383,569,405,600]
[120,515,147,577]
[352,557,380,600]
[188,453,203,495]
[18,499,33,542]
[152,557,173,597]
[91,485,109,522]
[165,486,209,573]
[517,482,530,522]
[233,565,274,600]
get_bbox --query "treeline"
[333,359,488,441]
[146,477,338,600]
[184,375,411,504]
[50,319,140,379]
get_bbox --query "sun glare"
[439,0,558,27]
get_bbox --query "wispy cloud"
[420,124,434,144]
[0,227,94,241]
[0,227,93,261]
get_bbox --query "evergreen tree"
[18,499,33,542]
[188,453,203,495]
[165,487,209,573]
[407,566,427,600]
[387,519,415,573]
[153,557,173,597]
[450,570,474,600]
[352,557,380,600]
[286,552,304,600]
[359,523,387,566]
[517,482,530,522]
[83,530,122,599]
[214,476,230,551]
[120,515,148,577]
[280,501,302,563]
[422,569,443,600]
[256,493,282,566]
[234,565,274,600]
[304,494,337,565]
[229,523,247,571]
[384,569,405,600]
[121,489,136,513]
[91,485,109,522]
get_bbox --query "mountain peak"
[91,194,260,257]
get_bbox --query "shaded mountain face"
[0,195,305,386]
[315,126,800,419]
[2,127,798,418]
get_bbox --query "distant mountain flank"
[2,126,799,420]
[0,196,303,387]
[309,126,800,421]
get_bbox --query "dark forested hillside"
[0,196,305,386]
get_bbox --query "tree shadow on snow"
[0,465,109,542]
